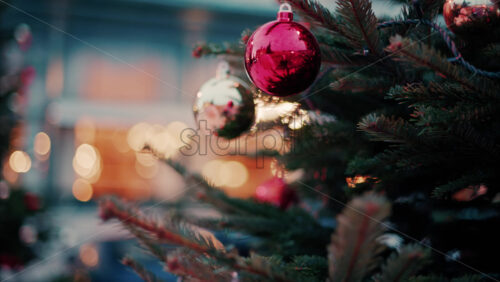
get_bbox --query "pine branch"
[284,0,353,41]
[320,44,353,65]
[408,274,486,282]
[329,73,392,93]
[164,159,294,219]
[165,249,233,281]
[431,171,489,199]
[387,82,484,106]
[99,198,296,281]
[128,226,168,261]
[358,113,425,144]
[376,244,430,282]
[408,275,449,282]
[482,43,500,59]
[448,123,500,157]
[122,257,165,282]
[192,41,244,58]
[386,36,500,99]
[99,198,220,253]
[336,0,383,56]
[450,275,491,282]
[328,193,390,282]
[289,256,328,280]
[183,211,332,257]
[432,207,500,222]
[415,103,499,125]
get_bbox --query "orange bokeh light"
[34,132,51,159]
[79,244,99,267]
[9,150,31,173]
[72,178,93,202]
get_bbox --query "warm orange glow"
[135,160,159,179]
[75,144,97,169]
[255,100,300,123]
[34,132,51,158]
[220,161,248,188]
[9,151,31,173]
[135,151,157,167]
[46,58,64,98]
[2,163,18,184]
[270,159,287,178]
[127,122,153,151]
[135,151,159,179]
[111,130,130,153]
[80,58,161,101]
[73,144,101,182]
[126,121,189,158]
[453,184,488,201]
[79,244,99,267]
[72,178,93,202]
[149,129,174,156]
[202,159,225,187]
[75,118,96,144]
[346,175,369,188]
[202,160,248,188]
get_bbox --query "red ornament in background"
[244,3,321,97]
[255,177,297,209]
[452,184,488,201]
[443,0,500,39]
[23,192,40,211]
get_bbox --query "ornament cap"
[277,3,293,22]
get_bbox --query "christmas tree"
[1,3,45,271]
[99,0,500,281]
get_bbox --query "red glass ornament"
[244,3,321,97]
[443,0,500,38]
[255,177,297,209]
[23,192,40,211]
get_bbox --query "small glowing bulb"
[72,178,93,202]
[9,151,31,173]
[34,132,51,157]
[79,244,99,267]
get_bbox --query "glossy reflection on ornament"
[193,62,255,139]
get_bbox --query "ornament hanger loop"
[216,61,230,78]
[279,3,292,13]
[277,3,293,22]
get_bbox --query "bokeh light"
[73,144,101,182]
[346,175,368,188]
[219,161,248,188]
[9,150,32,173]
[127,122,153,151]
[72,178,93,202]
[127,121,188,158]
[135,151,157,167]
[202,159,226,187]
[79,243,99,267]
[34,132,51,159]
[135,160,159,179]
[202,159,248,188]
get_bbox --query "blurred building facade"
[2,0,275,205]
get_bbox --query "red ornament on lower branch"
[255,177,297,209]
